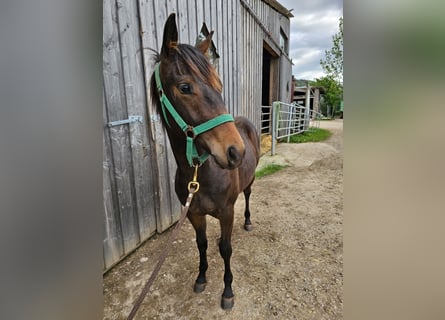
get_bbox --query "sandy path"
[103,120,343,320]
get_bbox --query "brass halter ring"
[187,164,200,193]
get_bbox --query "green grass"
[255,164,287,179]
[283,128,332,144]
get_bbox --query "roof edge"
[263,0,294,18]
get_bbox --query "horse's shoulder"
[234,116,260,157]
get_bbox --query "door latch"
[107,115,143,127]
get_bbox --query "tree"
[312,76,342,117]
[318,17,343,117]
[320,17,343,83]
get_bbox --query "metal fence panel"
[263,101,325,155]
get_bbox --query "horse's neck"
[165,129,199,172]
[164,127,231,188]
[164,131,184,161]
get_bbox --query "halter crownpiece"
[154,62,235,167]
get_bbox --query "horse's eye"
[177,83,192,94]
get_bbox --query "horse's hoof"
[193,282,206,293]
[244,224,253,231]
[221,296,234,309]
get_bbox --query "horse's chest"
[175,171,238,215]
[189,192,224,215]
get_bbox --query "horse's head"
[151,13,245,169]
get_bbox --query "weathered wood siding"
[103,0,292,271]
[241,0,293,130]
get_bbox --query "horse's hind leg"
[243,180,254,231]
[188,213,208,293]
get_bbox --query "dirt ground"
[103,119,343,320]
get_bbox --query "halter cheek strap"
[154,62,234,167]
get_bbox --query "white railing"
[261,101,325,155]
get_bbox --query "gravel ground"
[103,119,343,320]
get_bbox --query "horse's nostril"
[228,146,239,159]
[227,146,241,167]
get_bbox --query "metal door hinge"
[107,115,143,127]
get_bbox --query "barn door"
[262,41,280,106]
[102,0,180,271]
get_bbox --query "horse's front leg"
[188,212,208,293]
[218,207,235,309]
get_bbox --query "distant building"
[292,77,326,116]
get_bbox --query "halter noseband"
[154,62,234,167]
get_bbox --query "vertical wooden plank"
[253,13,257,125]
[253,8,256,122]
[248,0,252,118]
[249,8,253,121]
[164,0,182,227]
[232,1,242,114]
[252,6,255,123]
[103,90,124,269]
[245,5,249,118]
[240,4,243,116]
[245,4,249,118]
[313,88,320,115]
[138,0,158,140]
[239,4,244,118]
[232,0,237,115]
[226,0,233,114]
[166,1,183,227]
[257,9,262,129]
[141,0,171,233]
[242,2,246,117]
[176,0,188,44]
[203,0,211,30]
[140,0,181,233]
[103,0,140,253]
[243,5,248,118]
[222,0,229,110]
[153,0,167,46]
[211,0,220,74]
[195,0,205,35]
[259,17,265,130]
[117,0,157,241]
[163,0,182,227]
[187,0,197,44]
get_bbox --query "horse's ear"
[196,31,214,55]
[161,13,178,58]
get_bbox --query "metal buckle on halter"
[185,126,196,139]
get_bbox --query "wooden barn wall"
[241,0,293,129]
[103,0,246,271]
[137,0,242,119]
[241,0,262,131]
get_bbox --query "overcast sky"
[278,0,343,80]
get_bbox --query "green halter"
[154,62,234,167]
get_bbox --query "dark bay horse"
[150,13,260,309]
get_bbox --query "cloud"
[278,0,343,80]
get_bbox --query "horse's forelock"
[176,44,222,93]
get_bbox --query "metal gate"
[261,101,324,155]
